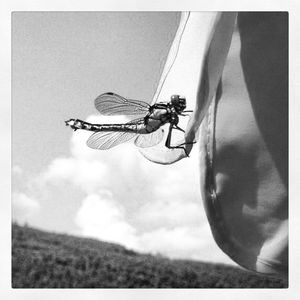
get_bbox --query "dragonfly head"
[171,95,186,113]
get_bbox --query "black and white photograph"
[2,0,299,298]
[11,11,288,289]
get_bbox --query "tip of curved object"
[139,139,194,165]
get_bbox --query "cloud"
[38,114,233,265]
[138,226,206,259]
[42,156,108,194]
[12,192,40,225]
[137,197,203,230]
[73,187,231,264]
[138,223,235,264]
[75,191,138,249]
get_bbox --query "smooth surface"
[200,12,288,278]
[140,12,237,164]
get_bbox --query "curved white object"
[141,12,288,279]
[140,12,237,164]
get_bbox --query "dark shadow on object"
[238,12,288,193]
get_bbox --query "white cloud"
[75,191,138,249]
[38,114,234,265]
[42,156,108,194]
[138,224,235,265]
[137,197,203,229]
[73,187,233,264]
[138,226,205,259]
[12,192,40,225]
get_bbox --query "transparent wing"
[134,129,164,148]
[87,131,137,150]
[95,92,150,116]
[86,117,145,150]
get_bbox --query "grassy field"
[12,223,287,288]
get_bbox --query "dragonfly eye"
[171,95,186,112]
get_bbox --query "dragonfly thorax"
[170,95,186,113]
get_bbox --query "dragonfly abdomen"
[81,120,163,135]
[86,122,139,133]
[66,119,159,134]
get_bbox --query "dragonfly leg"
[179,110,193,116]
[165,124,189,157]
[174,125,185,133]
[177,141,197,147]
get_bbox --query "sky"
[11,11,237,265]
[2,2,300,300]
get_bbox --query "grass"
[12,223,287,288]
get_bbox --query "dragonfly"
[65,92,194,155]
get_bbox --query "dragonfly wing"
[86,117,145,150]
[134,129,164,148]
[87,131,137,150]
[95,92,150,116]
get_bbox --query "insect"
[65,92,194,155]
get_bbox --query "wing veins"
[95,92,150,116]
